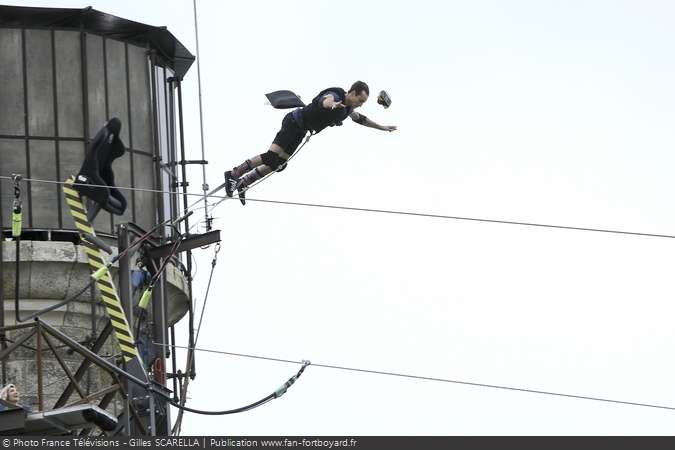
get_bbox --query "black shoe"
[236,180,247,206]
[224,171,236,197]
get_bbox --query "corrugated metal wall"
[0,27,169,237]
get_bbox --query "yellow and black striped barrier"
[62,177,142,366]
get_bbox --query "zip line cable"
[159,343,675,413]
[241,197,675,240]
[2,174,673,241]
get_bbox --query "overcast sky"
[6,0,675,436]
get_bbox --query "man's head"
[345,81,369,108]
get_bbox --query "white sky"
[6,0,675,436]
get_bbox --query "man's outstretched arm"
[350,111,397,132]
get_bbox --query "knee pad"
[276,158,288,172]
[261,150,281,170]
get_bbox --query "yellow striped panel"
[62,178,143,366]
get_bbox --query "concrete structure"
[1,240,189,412]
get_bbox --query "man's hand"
[381,125,397,132]
[331,100,345,110]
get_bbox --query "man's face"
[346,91,368,108]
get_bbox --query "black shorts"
[272,112,308,156]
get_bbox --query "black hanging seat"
[73,118,127,216]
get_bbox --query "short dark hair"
[349,81,369,96]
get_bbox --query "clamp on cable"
[12,174,22,237]
[274,360,311,399]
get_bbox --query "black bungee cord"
[169,360,311,416]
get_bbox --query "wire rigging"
[243,197,675,240]
[191,0,209,226]
[4,159,673,425]
[172,242,220,434]
[168,360,311,416]
[160,343,675,413]
[2,174,672,241]
[200,133,313,215]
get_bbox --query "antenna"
[193,0,209,229]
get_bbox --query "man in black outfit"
[224,81,397,205]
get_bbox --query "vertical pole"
[175,79,196,380]
[149,50,165,241]
[169,326,178,402]
[80,30,90,147]
[149,52,171,436]
[124,41,137,225]
[36,321,44,412]
[152,260,169,436]
[149,391,157,436]
[117,224,134,330]
[20,29,32,230]
[0,239,6,386]
[192,0,209,221]
[51,29,64,229]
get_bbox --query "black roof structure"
[0,5,195,77]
